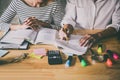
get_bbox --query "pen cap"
[106,50,113,58]
[113,53,119,60]
[65,56,73,67]
[106,58,113,67]
[67,56,73,61]
[81,59,87,67]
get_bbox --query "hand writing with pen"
[59,24,99,48]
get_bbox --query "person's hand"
[10,24,30,30]
[24,17,40,31]
[59,24,74,40]
[80,34,99,48]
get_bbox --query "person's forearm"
[10,24,29,30]
[10,25,21,30]
[92,27,117,40]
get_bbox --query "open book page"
[26,30,38,44]
[56,35,88,55]
[0,29,35,45]
[35,28,59,45]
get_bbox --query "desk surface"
[0,30,120,80]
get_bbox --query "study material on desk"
[0,28,88,54]
[0,30,30,49]
[0,28,58,49]
[0,28,58,45]
[56,35,88,55]
[0,50,9,57]
[0,41,29,50]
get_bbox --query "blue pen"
[65,56,73,68]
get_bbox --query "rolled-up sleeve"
[106,1,120,32]
[0,0,17,32]
[61,0,76,27]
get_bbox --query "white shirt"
[61,0,120,31]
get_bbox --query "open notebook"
[0,28,87,55]
[56,35,88,55]
[0,30,30,49]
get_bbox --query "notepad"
[33,48,47,56]
[0,50,8,57]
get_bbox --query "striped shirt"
[0,0,64,31]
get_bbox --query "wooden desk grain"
[0,30,120,80]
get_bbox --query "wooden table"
[0,30,120,80]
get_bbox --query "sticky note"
[33,48,47,56]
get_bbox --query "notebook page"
[35,28,58,44]
[0,29,34,45]
[56,35,88,55]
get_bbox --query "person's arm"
[0,0,31,31]
[80,27,117,47]
[80,1,120,47]
[50,2,64,30]
[61,0,76,28]
[23,17,51,31]
[59,0,76,40]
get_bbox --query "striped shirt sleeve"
[50,3,64,30]
[0,0,17,31]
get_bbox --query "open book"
[0,28,58,45]
[0,28,87,55]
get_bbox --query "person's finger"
[24,17,33,22]
[80,34,90,42]
[80,36,89,45]
[80,34,91,46]
[88,42,93,48]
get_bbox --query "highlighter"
[65,56,73,68]
[78,55,87,67]
[97,44,103,55]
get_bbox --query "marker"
[97,44,102,55]
[29,53,42,59]
[103,54,109,62]
[103,54,113,67]
[89,49,97,64]
[91,55,96,64]
[106,50,113,58]
[65,56,73,68]
[78,55,87,67]
[106,58,113,67]
[106,50,119,60]
[113,53,119,60]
